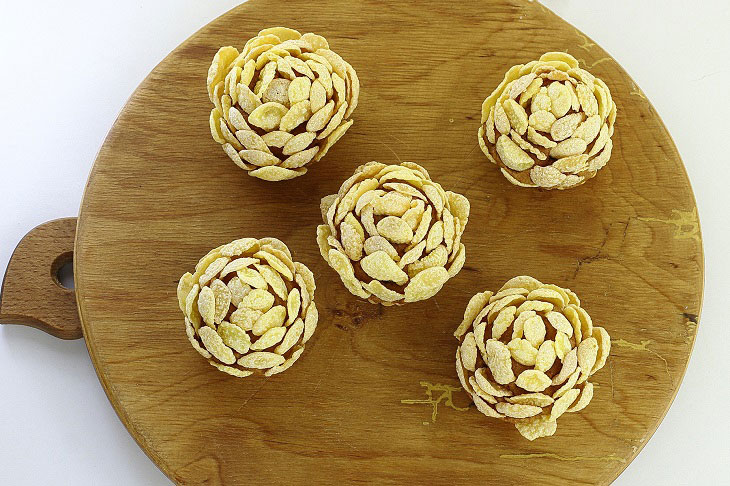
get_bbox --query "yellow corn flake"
[494,102,511,134]
[261,130,294,148]
[238,351,285,370]
[207,46,239,102]
[563,306,583,344]
[535,340,557,372]
[553,367,582,399]
[299,302,318,344]
[474,367,512,397]
[591,326,611,373]
[454,290,493,338]
[282,131,316,156]
[220,238,258,258]
[399,241,426,268]
[508,393,554,408]
[251,326,287,350]
[567,382,594,413]
[411,206,432,245]
[469,377,497,404]
[550,387,580,422]
[317,102,349,141]
[500,275,542,292]
[253,166,307,181]
[460,332,478,372]
[286,288,301,325]
[489,287,529,303]
[496,402,542,419]
[198,286,216,326]
[545,311,574,337]
[306,100,335,132]
[547,81,572,118]
[550,112,583,141]
[218,321,251,354]
[230,307,262,331]
[531,88,552,113]
[211,279,232,325]
[276,318,304,355]
[252,305,286,336]
[186,318,209,357]
[576,83,599,116]
[553,331,570,361]
[329,249,370,299]
[198,326,236,365]
[376,216,414,244]
[575,305,594,340]
[519,77,543,106]
[240,288,275,312]
[508,73,537,99]
[488,294,527,323]
[492,305,517,340]
[523,314,547,348]
[511,309,534,340]
[279,100,312,133]
[552,348,578,386]
[239,149,280,167]
[247,102,288,131]
[209,361,254,378]
[262,78,291,106]
[456,350,472,394]
[404,266,449,303]
[573,114,601,143]
[363,235,400,261]
[281,146,319,169]
[550,137,588,159]
[362,280,405,303]
[511,130,546,161]
[220,257,258,278]
[503,99,529,135]
[236,267,267,291]
[473,395,505,419]
[486,339,516,385]
[177,272,194,312]
[372,191,412,216]
[516,300,553,315]
[577,336,599,374]
[508,338,538,366]
[515,369,551,392]
[360,250,408,285]
[496,134,534,171]
[198,257,230,287]
[254,264,289,301]
[515,414,557,441]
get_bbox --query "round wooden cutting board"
[0,0,703,484]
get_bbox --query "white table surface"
[1,1,727,484]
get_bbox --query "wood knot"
[331,301,383,331]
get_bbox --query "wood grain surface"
[0,218,81,339]
[67,0,704,484]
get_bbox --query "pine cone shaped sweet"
[207,27,360,181]
[177,237,318,377]
[478,52,617,190]
[317,162,470,305]
[454,276,611,440]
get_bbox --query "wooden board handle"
[0,218,82,339]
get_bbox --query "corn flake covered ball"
[317,162,469,305]
[207,27,359,181]
[454,276,611,440]
[177,237,318,377]
[478,52,617,190]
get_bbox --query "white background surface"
[0,1,727,484]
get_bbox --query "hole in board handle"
[51,252,75,290]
